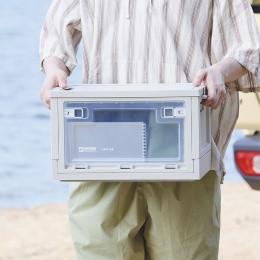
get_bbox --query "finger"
[209,84,226,109]
[40,89,51,109]
[202,88,226,109]
[201,97,215,107]
[204,77,225,107]
[211,101,221,110]
[208,96,221,110]
[41,98,50,110]
[39,94,50,110]
[193,69,207,87]
[211,91,226,110]
[201,87,217,107]
[57,71,68,89]
[40,81,53,109]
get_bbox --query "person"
[39,1,260,259]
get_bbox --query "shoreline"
[1,181,260,260]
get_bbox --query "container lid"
[50,83,206,98]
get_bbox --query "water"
[0,0,82,210]
[0,0,244,210]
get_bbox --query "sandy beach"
[1,181,260,260]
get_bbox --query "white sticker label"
[101,147,114,152]
[79,147,97,153]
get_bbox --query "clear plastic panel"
[64,102,185,165]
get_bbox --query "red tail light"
[235,151,260,176]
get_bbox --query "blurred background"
[0,1,259,260]
[0,0,246,211]
[0,0,84,209]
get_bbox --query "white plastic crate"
[50,84,211,181]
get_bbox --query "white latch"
[175,108,185,117]
[163,107,185,118]
[64,108,84,118]
[64,109,74,117]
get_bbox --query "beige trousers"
[68,170,221,260]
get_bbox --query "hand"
[193,66,227,110]
[40,69,68,109]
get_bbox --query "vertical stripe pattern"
[174,0,186,82]
[112,0,120,84]
[127,0,137,83]
[40,0,260,172]
[159,3,167,83]
[143,4,152,83]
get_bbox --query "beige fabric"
[40,0,260,172]
[68,171,221,260]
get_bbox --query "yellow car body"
[235,2,260,132]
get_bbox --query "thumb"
[57,70,68,89]
[193,69,207,87]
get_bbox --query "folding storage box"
[50,84,211,181]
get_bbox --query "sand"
[1,181,260,260]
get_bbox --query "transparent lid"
[63,102,185,166]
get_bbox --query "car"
[234,131,260,190]
[233,3,260,190]
[252,3,260,13]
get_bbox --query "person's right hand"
[40,56,69,109]
[40,70,68,109]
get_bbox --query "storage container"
[50,84,211,181]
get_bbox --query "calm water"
[0,0,244,210]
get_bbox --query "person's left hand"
[193,67,227,110]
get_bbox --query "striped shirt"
[40,0,260,177]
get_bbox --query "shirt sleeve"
[211,0,260,93]
[39,0,82,75]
